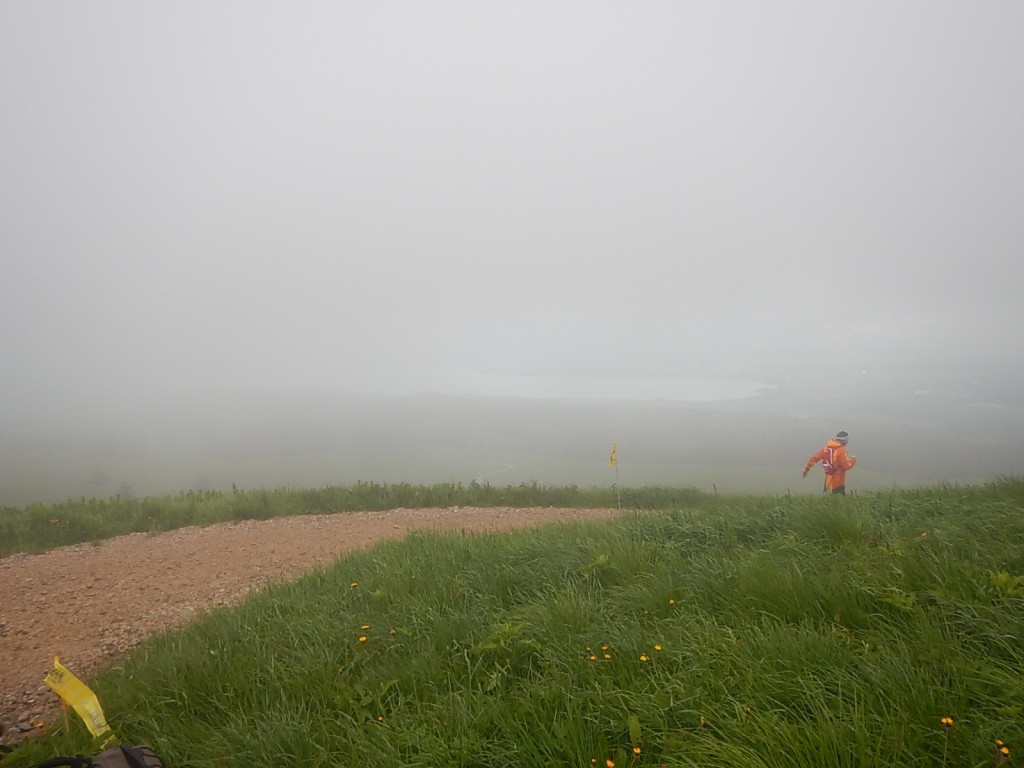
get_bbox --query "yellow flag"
[608,442,617,468]
[44,656,112,738]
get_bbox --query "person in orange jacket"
[803,430,857,494]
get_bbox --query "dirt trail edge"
[0,506,624,741]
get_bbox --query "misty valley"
[2,376,1021,507]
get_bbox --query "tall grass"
[3,478,1023,767]
[0,482,710,557]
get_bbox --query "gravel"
[0,506,623,745]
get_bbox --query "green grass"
[0,482,710,557]
[3,479,1023,767]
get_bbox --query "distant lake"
[391,372,774,402]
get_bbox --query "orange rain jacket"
[805,439,857,491]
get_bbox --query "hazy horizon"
[2,4,1022,502]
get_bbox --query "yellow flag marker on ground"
[44,656,113,738]
[608,442,617,468]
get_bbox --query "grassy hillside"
[4,479,1023,767]
[0,482,700,558]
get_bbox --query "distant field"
[0,448,996,509]
[1,390,1019,506]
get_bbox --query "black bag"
[29,745,165,768]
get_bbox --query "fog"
[2,3,1022,505]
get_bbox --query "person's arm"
[803,449,823,478]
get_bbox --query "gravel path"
[0,506,624,744]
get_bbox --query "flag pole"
[609,442,620,511]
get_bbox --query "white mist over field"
[1,3,1022,504]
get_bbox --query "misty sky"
[2,2,1023,415]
